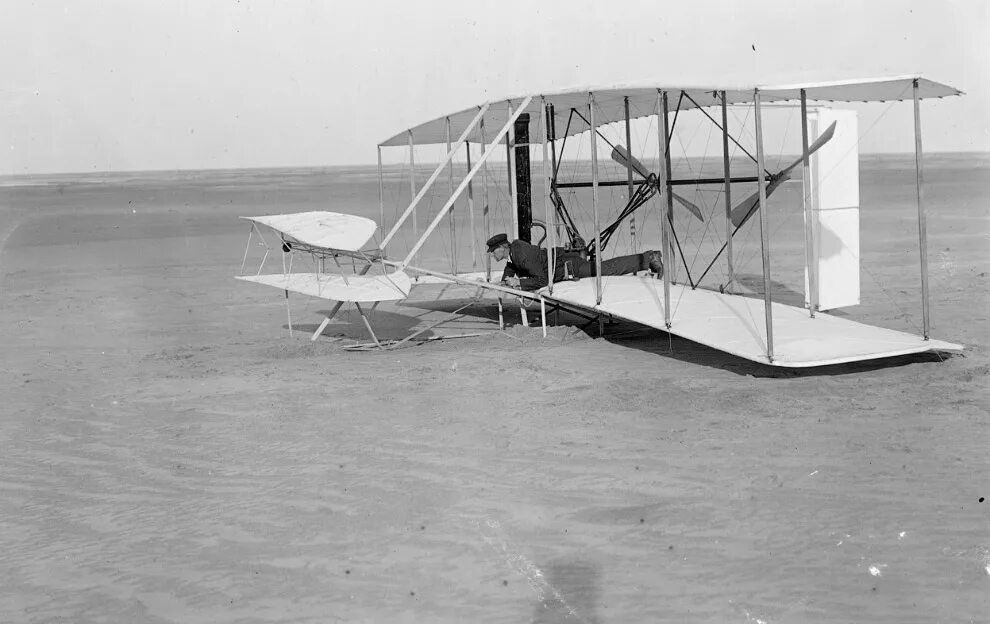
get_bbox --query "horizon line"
[3,150,989,181]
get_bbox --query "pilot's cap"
[486,233,509,252]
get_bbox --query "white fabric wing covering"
[542,276,962,368]
[380,75,962,147]
[237,271,411,302]
[243,211,378,252]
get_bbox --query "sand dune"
[1,159,987,622]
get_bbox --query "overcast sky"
[2,0,987,175]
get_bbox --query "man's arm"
[516,274,547,290]
[501,262,518,284]
[508,240,548,290]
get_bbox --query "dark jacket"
[501,240,549,290]
[501,240,592,290]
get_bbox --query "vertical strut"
[507,101,519,240]
[754,88,775,362]
[377,145,385,258]
[800,89,816,317]
[913,78,931,339]
[720,91,733,291]
[281,237,293,337]
[466,141,476,269]
[664,94,677,283]
[407,130,417,245]
[481,116,491,282]
[589,93,603,306]
[446,117,456,273]
[547,104,562,243]
[548,104,558,184]
[658,91,672,329]
[624,96,636,249]
[541,97,554,296]
[514,113,533,242]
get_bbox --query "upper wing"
[242,211,377,252]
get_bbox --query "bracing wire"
[722,88,925,333]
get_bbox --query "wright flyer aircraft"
[237,75,964,367]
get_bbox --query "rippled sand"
[1,159,988,622]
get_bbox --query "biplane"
[237,75,964,366]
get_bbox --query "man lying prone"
[485,233,663,291]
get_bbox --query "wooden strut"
[547,103,558,181]
[589,93,603,306]
[754,88,775,362]
[281,236,292,337]
[507,101,520,240]
[407,130,417,247]
[541,97,554,297]
[624,96,636,249]
[721,91,733,292]
[353,302,383,350]
[446,116,456,273]
[547,103,561,250]
[800,89,816,317]
[285,297,292,337]
[663,94,677,285]
[540,297,547,338]
[913,78,931,340]
[343,333,483,351]
[481,114,491,283]
[330,253,349,286]
[245,224,271,277]
[383,104,491,250]
[386,299,479,350]
[400,97,534,267]
[589,93,604,337]
[658,90,672,329]
[377,145,385,258]
[257,249,269,276]
[239,223,255,275]
[466,138,476,270]
[311,311,335,342]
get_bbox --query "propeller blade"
[730,189,760,228]
[613,145,704,222]
[729,172,792,228]
[729,120,838,229]
[778,120,838,178]
[671,192,705,222]
[610,145,651,179]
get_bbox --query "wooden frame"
[753,88,775,362]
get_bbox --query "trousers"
[555,252,648,280]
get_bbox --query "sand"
[1,157,988,623]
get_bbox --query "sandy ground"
[1,160,988,623]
